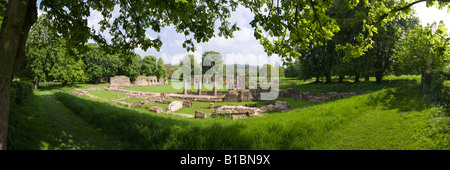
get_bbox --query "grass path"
[38,90,122,149]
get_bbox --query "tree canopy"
[393,21,450,91]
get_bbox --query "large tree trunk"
[422,68,431,92]
[364,74,370,82]
[354,74,360,83]
[34,75,39,90]
[376,75,382,84]
[338,75,344,83]
[0,0,37,150]
[325,74,331,84]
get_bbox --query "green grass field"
[7,75,450,150]
[88,90,130,100]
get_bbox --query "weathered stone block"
[168,101,183,112]
[111,101,132,108]
[149,106,163,114]
[212,105,263,118]
[261,101,289,112]
[195,110,208,119]
[182,100,193,108]
[109,76,131,88]
[231,114,247,120]
[223,89,254,102]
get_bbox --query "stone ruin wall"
[109,76,131,88]
[134,76,159,86]
[109,75,168,88]
[106,76,370,103]
[278,88,371,103]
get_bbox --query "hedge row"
[10,81,33,106]
[442,81,450,105]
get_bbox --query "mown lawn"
[7,90,121,150]
[88,90,130,100]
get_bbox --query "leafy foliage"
[117,52,141,81]
[201,51,223,76]
[39,0,242,54]
[17,14,59,87]
[82,43,120,83]
[50,47,87,85]
[393,21,450,91]
[156,58,167,79]
[10,81,33,106]
[140,55,158,77]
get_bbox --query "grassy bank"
[7,90,121,149]
[132,97,315,115]
[9,75,450,150]
[54,83,450,150]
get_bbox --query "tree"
[83,43,120,83]
[279,66,285,78]
[284,60,300,78]
[172,54,201,92]
[118,52,141,81]
[17,14,59,89]
[367,14,419,83]
[140,55,158,77]
[296,45,325,82]
[201,51,223,76]
[244,0,450,63]
[178,54,201,77]
[49,45,87,86]
[259,64,273,81]
[393,22,450,92]
[156,57,167,79]
[0,0,246,149]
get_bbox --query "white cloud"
[81,4,284,66]
[234,27,253,42]
[229,5,254,28]
[224,52,281,66]
[37,10,46,17]
[87,8,102,31]
[160,53,171,64]
[414,3,450,31]
[208,36,233,47]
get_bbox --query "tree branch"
[375,0,450,23]
[309,0,322,27]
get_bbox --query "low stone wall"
[105,88,161,96]
[165,93,224,102]
[279,88,370,103]
[211,105,263,120]
[184,90,228,96]
[222,89,254,102]
[135,76,158,86]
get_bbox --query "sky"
[40,2,450,66]
[413,3,450,30]
[128,5,278,67]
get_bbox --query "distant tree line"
[175,52,284,81]
[17,15,167,89]
[284,0,450,92]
